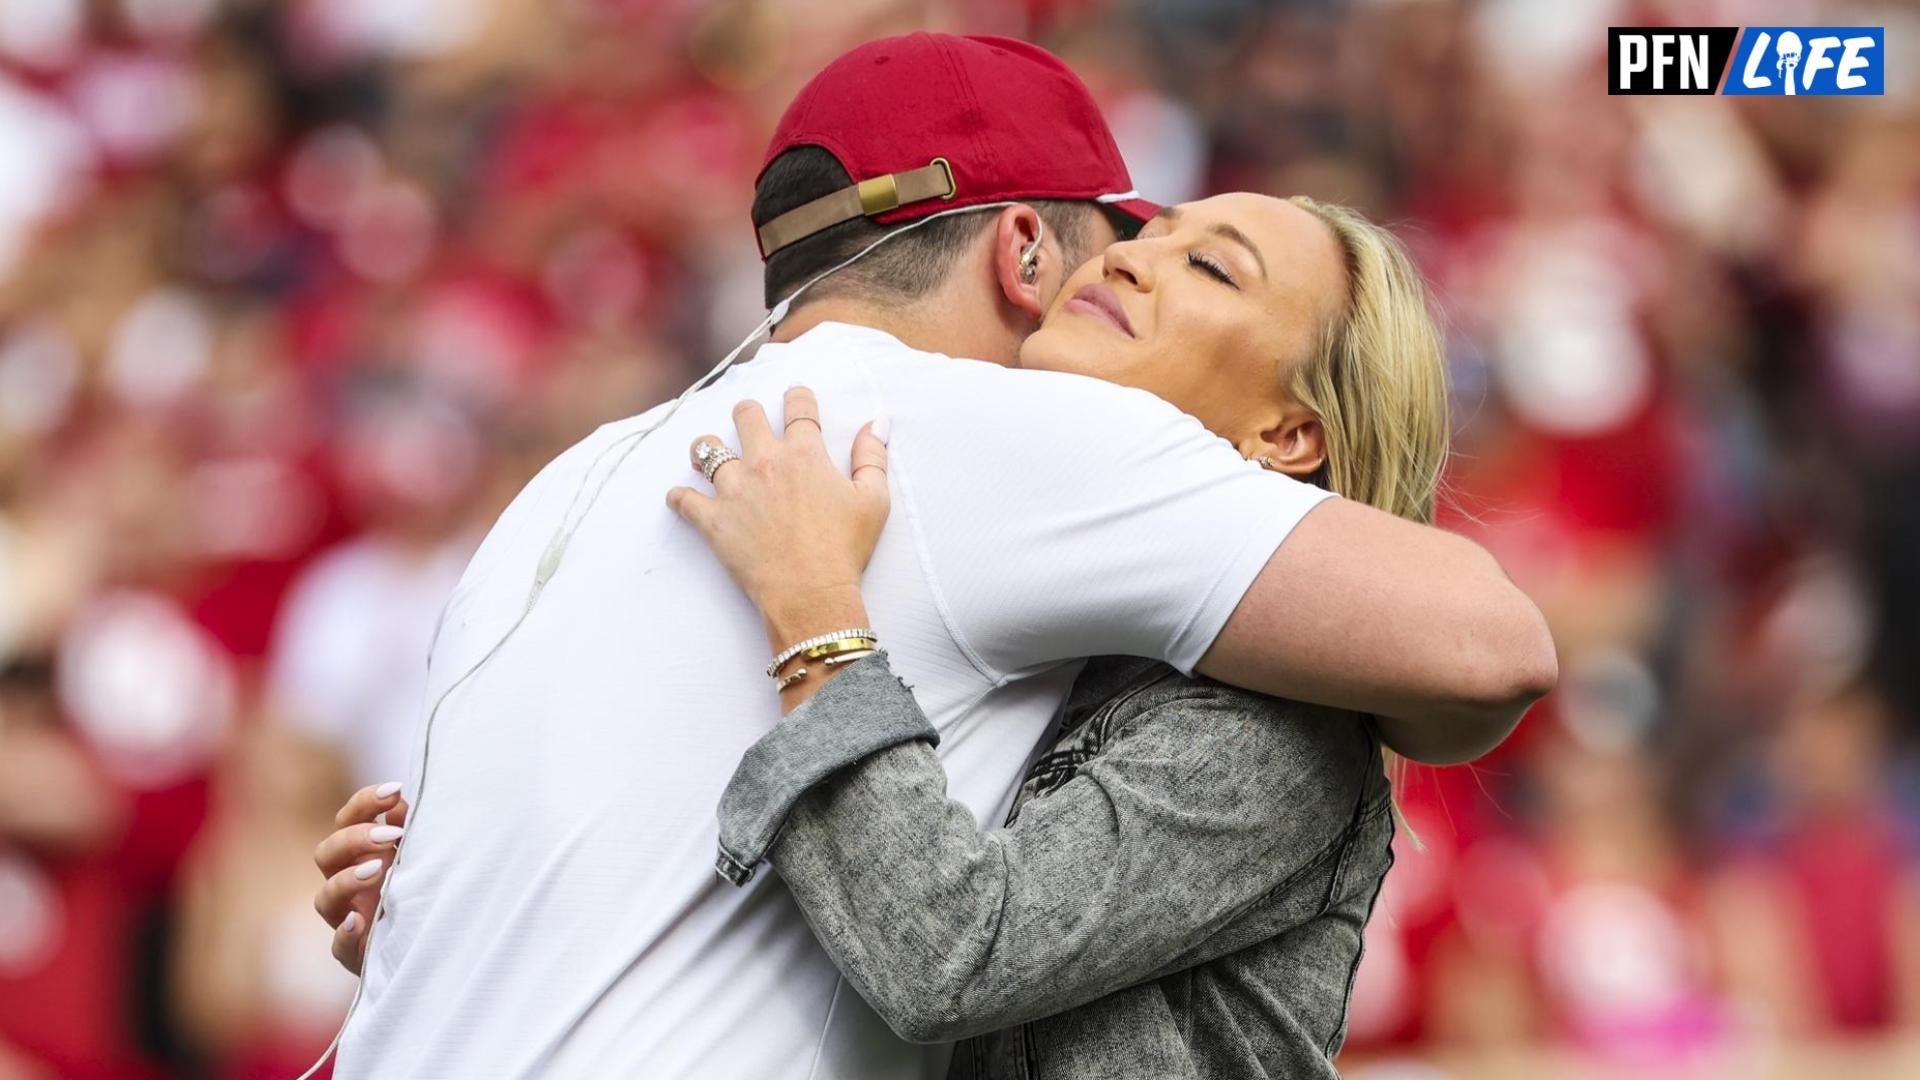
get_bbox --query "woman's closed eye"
[1187,251,1239,289]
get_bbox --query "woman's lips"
[1065,285,1134,337]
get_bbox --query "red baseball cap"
[755,33,1160,259]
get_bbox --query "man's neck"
[770,296,1017,365]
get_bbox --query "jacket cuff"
[714,654,936,886]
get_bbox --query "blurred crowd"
[0,0,1916,1077]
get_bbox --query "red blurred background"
[0,1,1916,1077]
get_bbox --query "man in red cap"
[748,34,1157,319]
[325,34,1550,1079]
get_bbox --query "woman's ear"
[1252,403,1327,481]
[992,205,1049,319]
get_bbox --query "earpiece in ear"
[1018,218,1045,284]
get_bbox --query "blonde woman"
[323,193,1463,1078]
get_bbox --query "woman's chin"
[1016,324,1083,375]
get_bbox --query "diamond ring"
[695,442,742,484]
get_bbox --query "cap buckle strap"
[857,174,900,215]
[758,159,960,258]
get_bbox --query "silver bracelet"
[767,628,880,678]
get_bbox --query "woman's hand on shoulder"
[667,386,889,640]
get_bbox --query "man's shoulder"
[520,405,672,492]
[437,411,659,588]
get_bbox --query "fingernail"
[871,413,891,444]
[376,781,403,798]
[354,859,384,881]
[370,825,404,844]
[342,912,361,934]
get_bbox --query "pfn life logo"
[1609,27,1884,95]
[1725,28,1883,95]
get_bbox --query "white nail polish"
[871,413,892,444]
[342,912,361,934]
[354,859,384,880]
[370,825,404,844]
[376,781,403,798]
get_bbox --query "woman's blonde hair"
[1281,197,1451,836]
[1281,196,1450,526]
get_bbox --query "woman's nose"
[1102,243,1149,291]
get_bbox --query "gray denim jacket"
[716,655,1394,1079]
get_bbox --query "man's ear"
[1251,403,1327,481]
[991,204,1049,320]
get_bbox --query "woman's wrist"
[761,585,875,713]
[760,584,871,656]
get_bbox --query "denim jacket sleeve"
[713,656,937,886]
[712,653,1381,1044]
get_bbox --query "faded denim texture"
[715,654,1394,1079]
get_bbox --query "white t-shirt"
[337,322,1333,1079]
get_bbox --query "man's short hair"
[753,147,1105,310]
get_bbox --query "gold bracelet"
[802,637,879,663]
[771,637,877,677]
[768,628,880,677]
[776,667,809,691]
